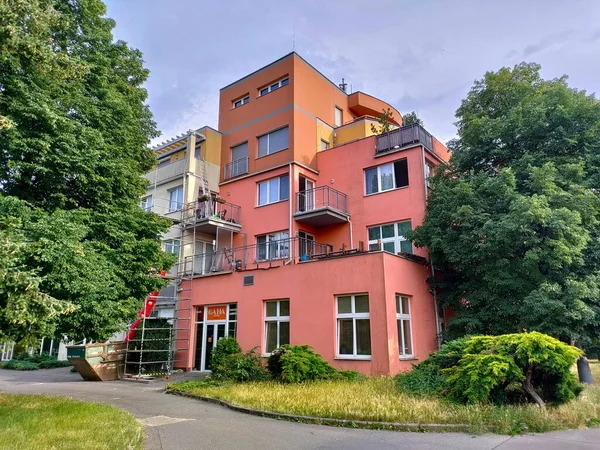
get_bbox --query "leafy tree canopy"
[402,111,423,126]
[412,63,600,346]
[0,0,175,342]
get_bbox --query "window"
[368,220,413,254]
[365,159,409,195]
[168,186,184,212]
[228,304,237,338]
[258,126,289,157]
[320,139,329,151]
[396,295,413,358]
[335,106,343,127]
[256,231,289,261]
[425,161,434,190]
[258,174,289,205]
[230,142,249,177]
[158,158,170,168]
[233,95,249,108]
[194,143,201,159]
[258,77,289,96]
[163,239,180,255]
[264,300,290,353]
[140,195,153,212]
[337,294,371,358]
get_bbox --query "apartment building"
[173,53,450,375]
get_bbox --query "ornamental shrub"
[268,345,338,383]
[38,359,72,369]
[0,360,39,370]
[395,332,583,406]
[210,338,266,382]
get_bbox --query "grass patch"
[0,394,143,450]
[168,364,600,434]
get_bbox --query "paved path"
[1,368,599,450]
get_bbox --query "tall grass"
[0,394,143,450]
[170,364,600,434]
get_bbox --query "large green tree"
[412,63,600,348]
[0,0,174,342]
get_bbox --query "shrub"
[38,359,72,369]
[268,345,338,383]
[0,360,39,370]
[210,338,266,382]
[396,332,583,407]
[12,352,53,363]
[337,370,365,382]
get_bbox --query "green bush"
[337,369,365,382]
[38,359,72,369]
[210,338,266,382]
[12,352,53,363]
[268,345,338,383]
[0,360,40,370]
[396,332,583,406]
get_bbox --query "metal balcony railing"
[178,237,333,276]
[224,156,249,180]
[296,186,348,214]
[375,123,433,155]
[181,198,241,226]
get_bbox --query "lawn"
[168,362,600,434]
[0,394,143,450]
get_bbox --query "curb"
[165,388,472,433]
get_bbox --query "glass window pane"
[380,164,394,191]
[279,175,289,200]
[403,319,412,355]
[260,87,269,96]
[337,296,352,314]
[271,83,279,91]
[280,78,289,86]
[258,182,268,205]
[354,295,369,313]
[383,241,395,253]
[269,127,289,153]
[229,304,237,321]
[400,240,413,254]
[401,297,410,315]
[396,296,401,314]
[365,168,378,194]
[338,319,354,355]
[368,226,380,241]
[234,100,241,108]
[266,322,278,353]
[232,142,248,161]
[279,300,290,317]
[279,321,290,346]
[269,178,279,203]
[381,224,394,238]
[356,319,371,355]
[258,134,269,157]
[266,301,277,317]
[397,221,412,236]
[368,243,379,251]
[228,322,237,338]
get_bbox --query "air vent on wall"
[243,275,254,286]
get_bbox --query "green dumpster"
[67,342,127,381]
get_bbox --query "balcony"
[294,186,349,227]
[178,237,334,276]
[224,156,249,180]
[375,124,433,155]
[181,198,242,234]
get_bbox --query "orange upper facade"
[218,52,406,181]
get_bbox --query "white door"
[305,179,315,210]
[194,241,214,275]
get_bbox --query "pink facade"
[180,53,449,375]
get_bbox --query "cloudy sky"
[104,0,600,145]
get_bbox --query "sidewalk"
[0,368,598,449]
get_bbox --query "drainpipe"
[431,261,442,349]
[286,162,294,265]
[348,218,353,249]
[421,145,428,202]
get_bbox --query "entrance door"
[299,176,315,212]
[203,323,226,371]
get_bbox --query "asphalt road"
[1,368,599,450]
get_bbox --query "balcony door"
[299,176,315,212]
[194,241,214,275]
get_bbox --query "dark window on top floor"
[365,159,409,195]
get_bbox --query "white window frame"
[163,239,180,255]
[425,161,434,190]
[233,95,250,108]
[140,195,153,212]
[257,175,289,206]
[257,126,289,157]
[320,139,329,151]
[336,294,371,359]
[366,162,395,194]
[367,220,412,254]
[168,186,184,212]
[396,295,413,358]
[264,300,290,355]
[335,106,343,127]
[258,76,289,96]
[256,231,290,261]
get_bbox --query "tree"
[412,63,600,354]
[0,0,175,342]
[370,108,396,134]
[402,111,423,126]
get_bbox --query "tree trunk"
[523,365,545,408]
[577,356,594,385]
